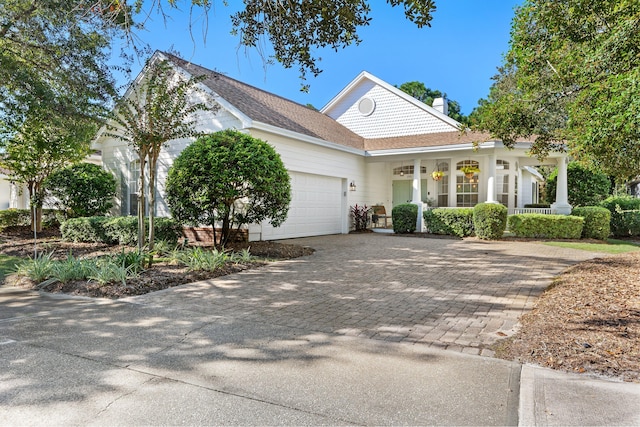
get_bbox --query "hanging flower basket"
[431,170,445,181]
[460,166,480,178]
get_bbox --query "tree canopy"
[397,81,468,124]
[165,130,291,246]
[470,0,640,181]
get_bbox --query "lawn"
[0,255,23,283]
[543,239,640,254]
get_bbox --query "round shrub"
[600,196,640,237]
[424,208,474,237]
[392,203,418,233]
[473,203,507,240]
[571,206,611,240]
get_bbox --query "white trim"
[365,141,499,157]
[522,166,544,181]
[251,121,366,156]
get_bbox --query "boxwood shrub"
[473,203,507,240]
[571,206,611,240]
[423,208,474,237]
[507,214,584,239]
[61,216,182,245]
[0,209,31,230]
[392,203,418,234]
[599,196,640,237]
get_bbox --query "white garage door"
[261,172,343,240]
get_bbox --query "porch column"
[551,155,572,214]
[485,154,498,204]
[412,158,424,232]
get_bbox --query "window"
[456,160,480,171]
[393,165,427,176]
[497,174,509,206]
[456,175,479,207]
[436,161,449,207]
[128,160,140,216]
[496,159,510,170]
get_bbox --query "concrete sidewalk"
[1,234,639,425]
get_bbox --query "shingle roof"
[365,131,498,151]
[164,53,365,150]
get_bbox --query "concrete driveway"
[3,233,638,425]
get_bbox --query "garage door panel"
[261,172,343,240]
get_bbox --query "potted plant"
[431,170,445,181]
[460,165,480,178]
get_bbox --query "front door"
[392,180,428,208]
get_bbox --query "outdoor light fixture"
[349,181,357,191]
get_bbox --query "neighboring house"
[93,51,570,241]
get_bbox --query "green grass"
[0,255,24,283]
[543,239,640,254]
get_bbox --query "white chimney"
[432,97,448,116]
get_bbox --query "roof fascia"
[365,141,499,157]
[251,121,366,156]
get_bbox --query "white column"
[485,154,498,204]
[551,155,572,214]
[412,158,424,232]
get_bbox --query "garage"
[261,172,344,240]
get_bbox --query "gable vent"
[358,97,376,116]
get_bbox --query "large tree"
[397,81,468,124]
[165,130,291,247]
[471,0,640,181]
[107,57,213,252]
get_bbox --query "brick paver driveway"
[130,234,600,355]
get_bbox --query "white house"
[93,51,570,241]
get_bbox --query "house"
[93,51,570,241]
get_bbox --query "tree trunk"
[137,154,147,253]
[147,152,159,252]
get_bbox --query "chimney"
[432,97,448,116]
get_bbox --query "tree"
[44,163,117,219]
[470,0,640,181]
[397,81,468,124]
[107,56,213,252]
[0,111,94,231]
[545,163,612,207]
[165,130,291,246]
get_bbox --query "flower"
[431,170,445,180]
[460,165,481,174]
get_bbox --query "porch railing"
[424,206,555,215]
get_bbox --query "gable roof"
[163,52,365,150]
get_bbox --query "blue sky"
[123,1,523,115]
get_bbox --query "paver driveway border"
[128,233,602,356]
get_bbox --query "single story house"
[93,51,571,241]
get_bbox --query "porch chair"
[371,205,389,228]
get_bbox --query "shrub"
[44,163,116,219]
[473,203,507,240]
[392,203,418,233]
[571,206,611,240]
[523,203,551,209]
[508,214,584,239]
[424,208,474,237]
[600,196,640,237]
[60,217,114,243]
[0,209,31,230]
[546,162,611,206]
[350,204,370,231]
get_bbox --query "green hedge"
[473,203,507,240]
[571,206,611,240]
[0,208,60,230]
[599,196,640,237]
[61,216,183,245]
[508,214,584,239]
[424,208,474,237]
[392,203,418,234]
[523,203,551,209]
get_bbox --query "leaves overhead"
[397,81,468,124]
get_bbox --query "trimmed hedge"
[61,216,182,245]
[424,208,474,237]
[571,206,611,240]
[392,203,418,234]
[508,214,584,239]
[473,203,507,240]
[599,196,640,237]
[0,209,31,229]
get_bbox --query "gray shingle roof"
[165,53,365,150]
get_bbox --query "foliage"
[44,163,116,219]
[60,217,114,244]
[571,207,611,240]
[599,196,640,237]
[396,81,468,124]
[523,204,551,209]
[0,209,31,230]
[473,204,507,240]
[49,254,95,285]
[0,254,22,283]
[350,204,371,231]
[15,252,56,283]
[470,0,640,180]
[508,214,584,239]
[107,57,212,252]
[392,203,418,233]
[172,247,229,272]
[87,260,139,287]
[545,163,611,207]
[166,130,291,247]
[423,208,474,237]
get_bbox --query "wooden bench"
[371,205,389,228]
